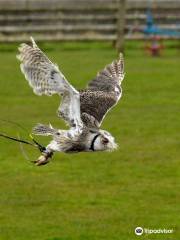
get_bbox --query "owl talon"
[33,151,53,166]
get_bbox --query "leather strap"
[89,134,100,151]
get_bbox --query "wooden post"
[116,0,126,53]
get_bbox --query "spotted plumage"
[17,37,125,165]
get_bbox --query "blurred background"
[0,1,179,240]
[1,0,180,52]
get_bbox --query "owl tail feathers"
[32,123,56,136]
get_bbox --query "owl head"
[91,130,118,152]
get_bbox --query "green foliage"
[0,41,179,240]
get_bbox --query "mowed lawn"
[0,41,179,240]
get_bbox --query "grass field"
[0,41,179,240]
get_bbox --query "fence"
[0,0,180,43]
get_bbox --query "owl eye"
[102,137,109,144]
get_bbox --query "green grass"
[0,41,179,240]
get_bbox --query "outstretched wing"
[17,37,83,132]
[80,53,124,128]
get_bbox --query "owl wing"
[80,53,124,128]
[17,37,83,132]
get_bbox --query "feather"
[17,37,83,131]
[79,53,124,128]
[32,123,56,136]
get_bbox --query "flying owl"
[17,37,125,166]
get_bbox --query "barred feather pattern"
[80,53,124,128]
[17,38,63,96]
[87,53,124,93]
[32,124,57,136]
[17,37,83,131]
